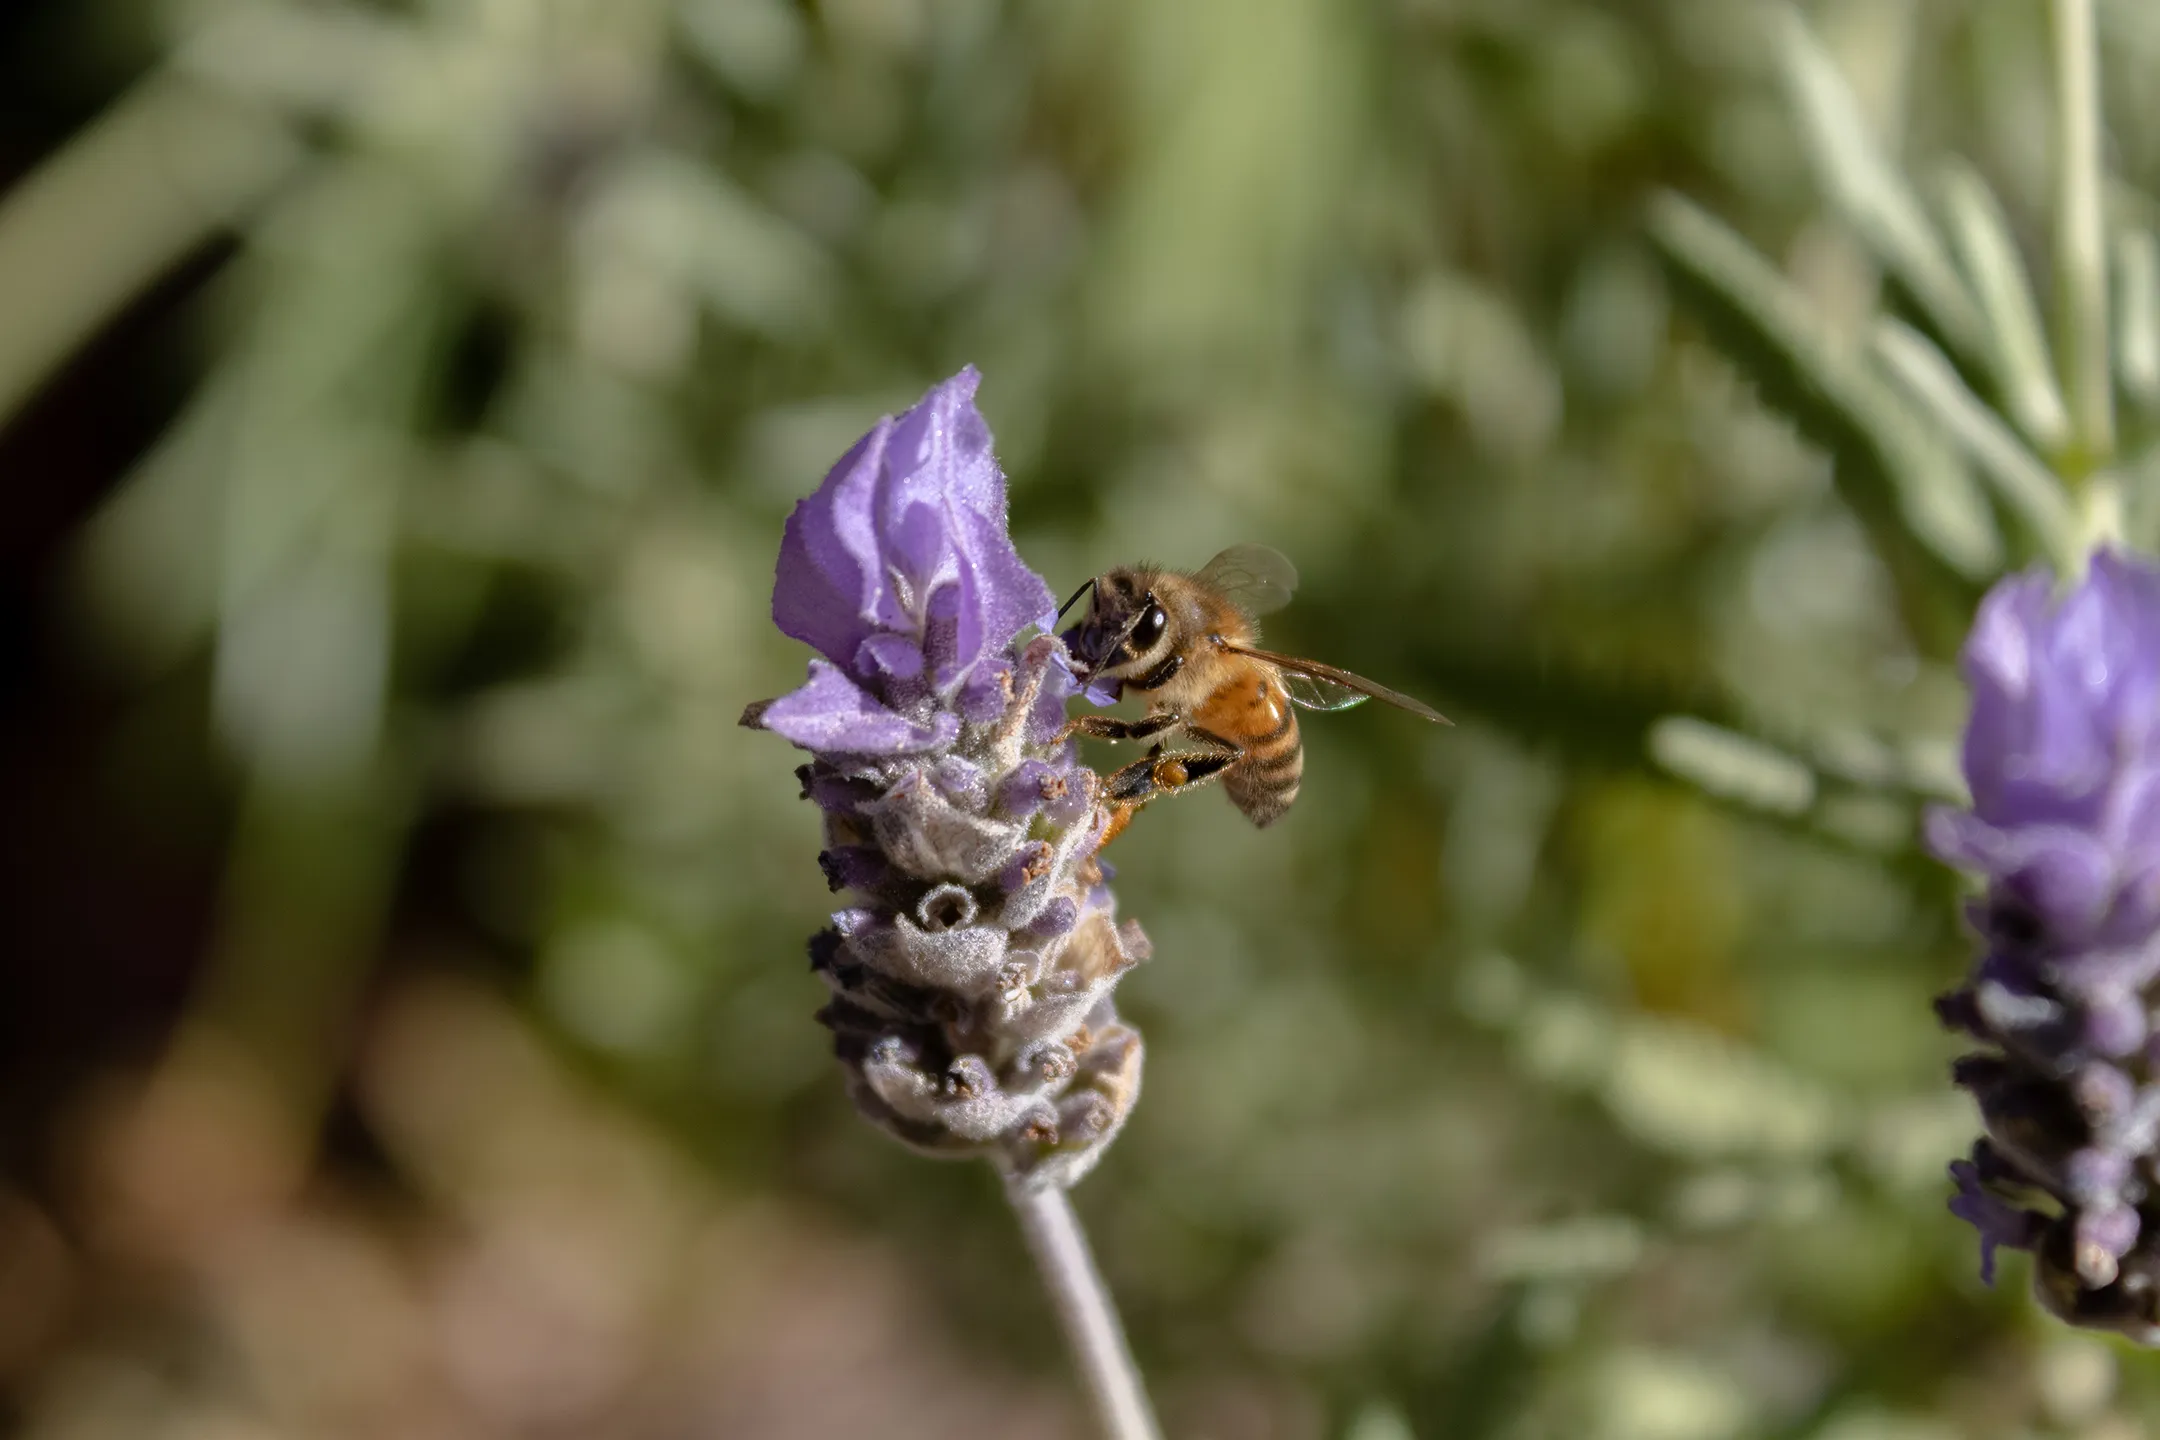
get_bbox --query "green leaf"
[1772,3,1984,361]
[2115,227,2160,415]
[1387,620,1953,873]
[1649,192,1989,656]
[1937,161,2070,452]
[1871,319,2078,569]
[1646,716,1815,817]
[0,75,300,429]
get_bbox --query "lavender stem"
[2051,0,2112,468]
[1005,1179,1163,1440]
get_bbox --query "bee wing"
[1281,671,1370,712]
[1193,543,1299,619]
[1221,643,1452,724]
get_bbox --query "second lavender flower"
[1931,550,2160,1341]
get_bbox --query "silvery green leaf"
[576,150,832,342]
[1773,3,1984,359]
[1871,319,2079,566]
[1937,161,2070,451]
[2116,227,2160,413]
[174,2,414,119]
[676,0,805,103]
[1607,1015,1842,1161]
[1647,717,1815,817]
[2127,443,2160,550]
[1471,959,1846,1162]
[0,76,301,429]
[1483,1216,1647,1283]
[1650,192,1998,630]
[65,369,241,672]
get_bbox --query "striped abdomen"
[1197,671,1303,827]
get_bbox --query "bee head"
[1060,567,1172,680]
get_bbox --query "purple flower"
[744,369,1148,1189]
[763,366,1058,756]
[1929,550,2160,1341]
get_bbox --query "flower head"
[745,369,1148,1189]
[1930,550,2160,1341]
[763,367,1062,751]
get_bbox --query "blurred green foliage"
[11,0,2160,1436]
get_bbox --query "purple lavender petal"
[885,499,953,597]
[921,582,968,696]
[958,661,1015,725]
[1950,1157,2041,1286]
[930,756,989,809]
[997,840,1054,893]
[2065,1146,2132,1203]
[857,633,928,685]
[1995,826,2117,946]
[2082,989,2148,1058]
[773,420,892,669]
[771,368,1052,702]
[760,661,959,755]
[1924,806,2005,872]
[997,760,1059,819]
[1027,895,1080,938]
[1031,663,1080,745]
[1041,761,1094,827]
[937,545,989,694]
[922,371,1053,654]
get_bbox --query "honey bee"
[1058,544,1448,839]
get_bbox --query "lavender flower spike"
[743,367,1149,1190]
[1928,549,2160,1342]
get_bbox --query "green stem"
[2078,472,2125,558]
[1005,1180,1163,1440]
[2053,0,2113,471]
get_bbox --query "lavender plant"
[34,0,2160,1423]
[1931,553,2160,1338]
[1653,0,2160,1343]
[741,367,1159,1436]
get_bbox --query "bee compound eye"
[1135,602,1167,647]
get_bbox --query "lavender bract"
[1929,550,2160,1340]
[744,368,1148,1189]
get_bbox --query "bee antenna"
[1054,577,1096,625]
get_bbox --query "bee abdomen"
[1226,717,1302,828]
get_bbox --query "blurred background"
[3,0,2158,1436]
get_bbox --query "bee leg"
[1181,726,1244,760]
[1060,712,1183,745]
[1094,728,1245,847]
[1102,743,1239,807]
